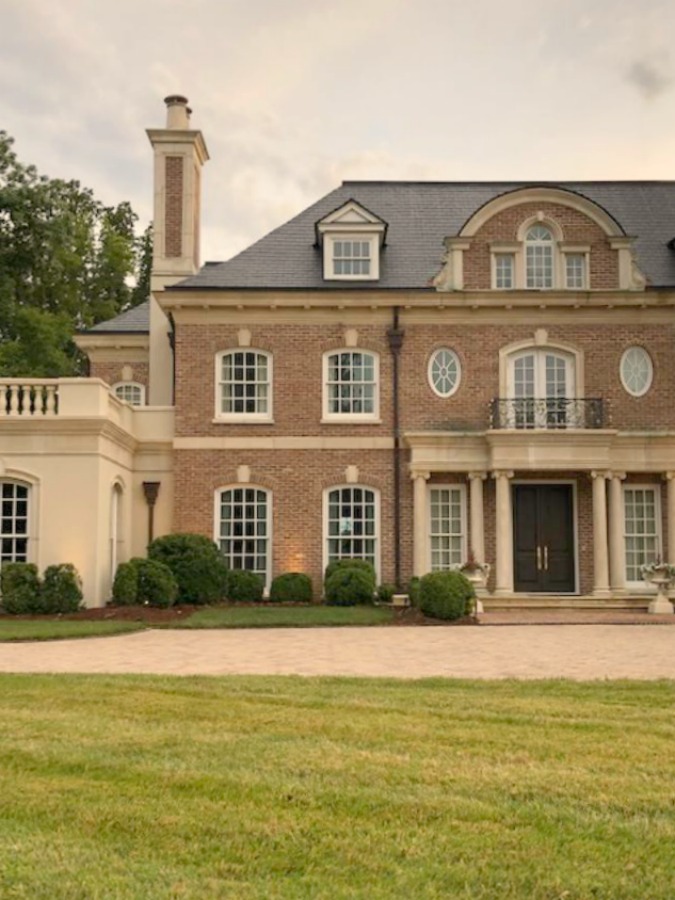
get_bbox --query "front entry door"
[513,485,575,592]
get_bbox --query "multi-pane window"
[494,253,514,289]
[326,487,378,572]
[113,382,145,406]
[0,482,29,563]
[624,487,660,583]
[565,253,586,289]
[218,350,271,418]
[428,348,461,398]
[325,351,377,417]
[332,240,371,277]
[429,487,465,571]
[525,224,554,288]
[217,487,270,584]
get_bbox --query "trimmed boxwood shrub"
[1,563,41,614]
[111,561,139,606]
[419,570,475,621]
[227,569,264,603]
[324,558,376,588]
[148,533,228,605]
[135,558,177,608]
[41,564,83,613]
[325,567,375,606]
[269,572,313,603]
[376,583,396,604]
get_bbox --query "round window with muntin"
[428,348,461,398]
[620,346,653,397]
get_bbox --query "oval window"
[428,348,461,398]
[620,347,653,397]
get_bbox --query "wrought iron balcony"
[490,397,606,430]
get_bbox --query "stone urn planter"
[458,560,491,614]
[641,562,675,615]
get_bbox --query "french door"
[508,350,575,428]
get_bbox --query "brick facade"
[90,362,150,394]
[165,156,184,258]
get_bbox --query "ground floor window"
[325,486,378,573]
[429,486,466,571]
[1,481,29,563]
[217,487,271,584]
[624,486,660,584]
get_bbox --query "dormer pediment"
[316,199,387,281]
[316,199,387,237]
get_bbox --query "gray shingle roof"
[84,301,150,333]
[172,181,675,291]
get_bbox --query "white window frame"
[503,347,577,428]
[112,382,146,406]
[323,234,379,281]
[323,485,380,581]
[428,348,462,398]
[493,252,515,289]
[428,484,467,572]
[214,485,272,589]
[620,346,654,398]
[322,349,380,423]
[623,484,662,589]
[214,349,273,423]
[0,480,31,564]
[564,252,587,289]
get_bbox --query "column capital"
[410,470,430,482]
[590,470,611,480]
[468,471,488,482]
[609,471,626,481]
[491,470,514,480]
[664,472,675,481]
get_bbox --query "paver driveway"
[1,625,675,679]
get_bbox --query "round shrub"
[148,533,228,605]
[324,558,376,589]
[111,561,139,606]
[41,564,83,613]
[419,570,475,621]
[227,569,264,603]
[1,563,41,614]
[269,572,313,603]
[325,567,375,606]
[134,558,178,609]
[376,583,396,604]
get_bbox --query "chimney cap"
[164,94,189,107]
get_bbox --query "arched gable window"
[216,486,272,586]
[215,350,272,421]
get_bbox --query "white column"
[412,471,430,577]
[468,472,487,563]
[493,470,514,595]
[608,473,626,594]
[591,471,610,597]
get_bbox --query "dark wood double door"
[513,484,575,593]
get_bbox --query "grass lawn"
[0,677,674,898]
[170,604,394,629]
[0,619,146,642]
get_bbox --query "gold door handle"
[544,546,549,571]
[536,546,542,571]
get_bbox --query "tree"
[0,131,150,377]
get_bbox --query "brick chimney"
[146,95,209,404]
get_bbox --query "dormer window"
[489,217,590,290]
[316,199,386,282]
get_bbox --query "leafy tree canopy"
[0,131,151,376]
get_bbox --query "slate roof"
[84,301,150,333]
[171,181,675,292]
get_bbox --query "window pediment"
[316,200,387,281]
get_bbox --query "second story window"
[333,240,371,277]
[565,253,587,289]
[113,382,145,406]
[216,350,272,422]
[494,253,515,289]
[525,224,554,288]
[323,350,379,421]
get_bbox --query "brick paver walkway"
[1,624,675,679]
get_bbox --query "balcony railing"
[490,397,606,430]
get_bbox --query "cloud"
[626,59,673,99]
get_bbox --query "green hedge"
[0,563,42,614]
[227,570,265,603]
[324,558,376,588]
[112,561,139,606]
[111,558,178,608]
[41,564,83,613]
[148,534,228,605]
[269,572,313,603]
[325,567,375,606]
[419,571,475,621]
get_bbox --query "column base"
[592,589,612,599]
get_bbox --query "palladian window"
[525,225,554,288]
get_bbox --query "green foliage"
[269,572,313,603]
[324,558,376,590]
[134,559,177,609]
[0,563,41,614]
[111,561,139,606]
[407,576,421,608]
[226,570,265,603]
[376,583,396,603]
[419,571,475,621]
[0,131,149,376]
[41,564,83,613]
[148,533,228,605]
[325,567,375,606]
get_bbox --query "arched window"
[506,348,577,428]
[216,487,272,585]
[324,485,379,576]
[323,350,379,420]
[110,483,124,581]
[0,481,30,563]
[216,350,272,421]
[525,224,554,289]
[113,382,145,406]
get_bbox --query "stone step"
[482,595,651,611]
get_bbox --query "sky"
[1,0,674,263]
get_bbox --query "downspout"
[387,307,405,590]
[168,312,176,405]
